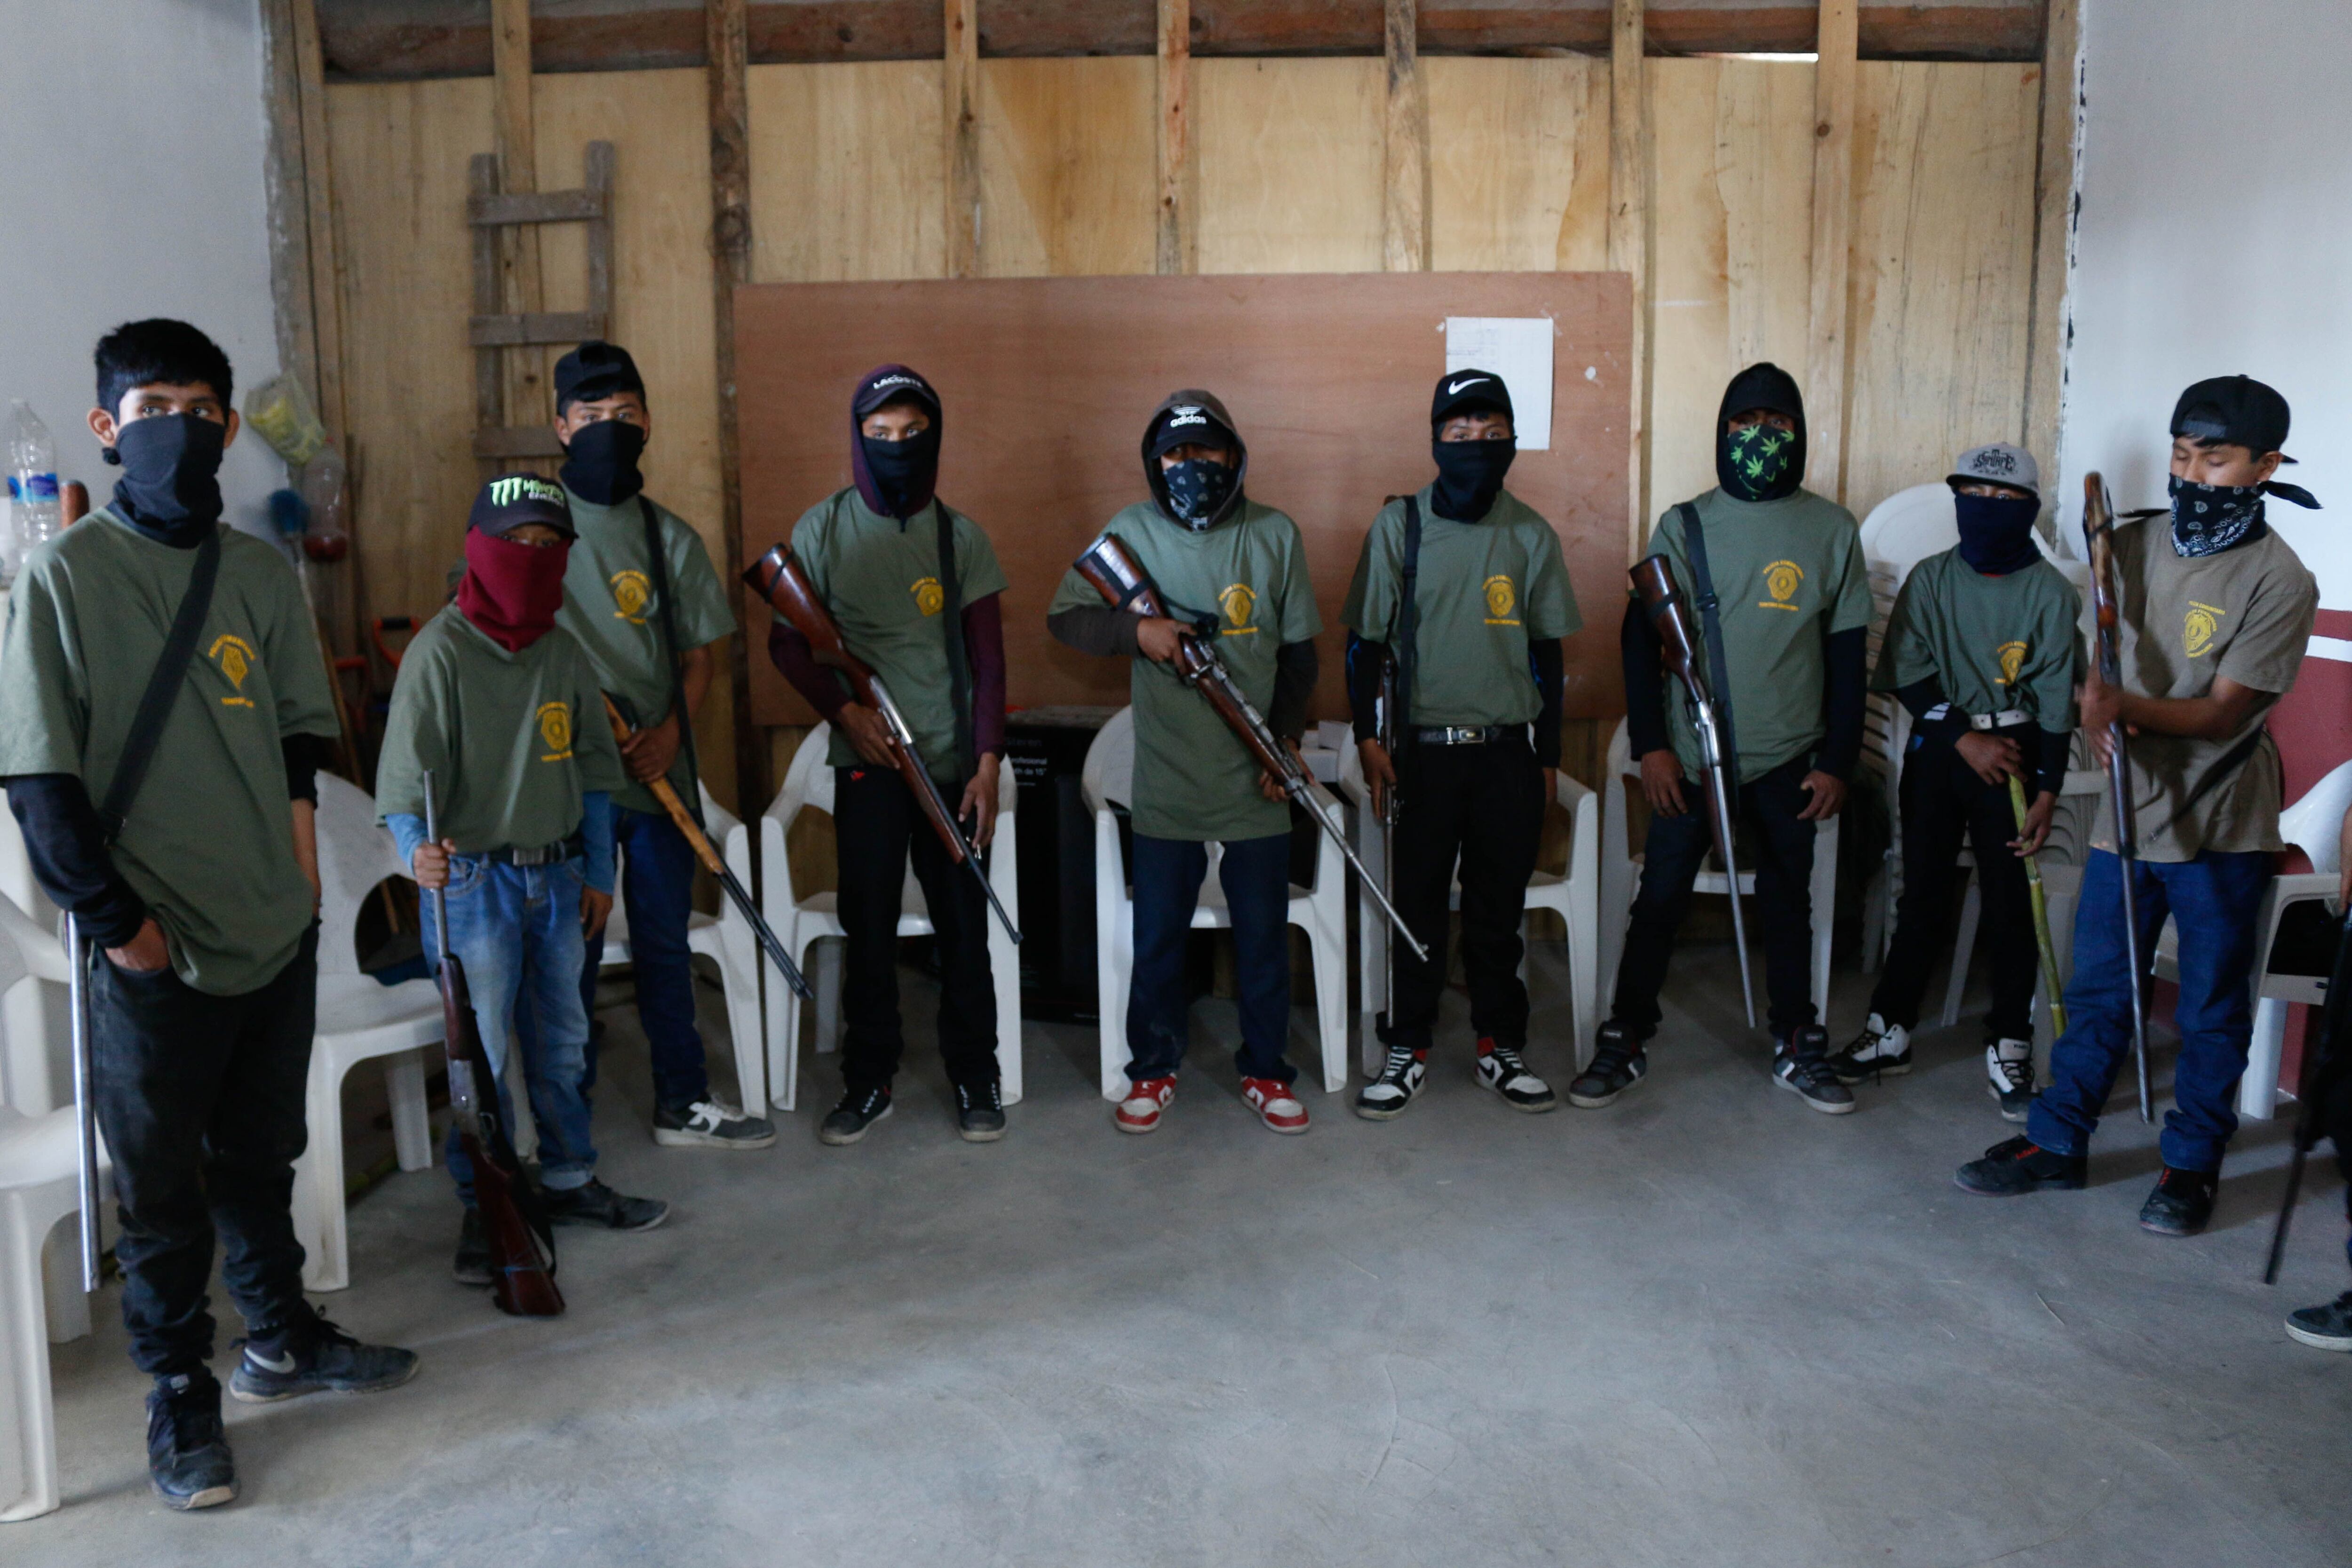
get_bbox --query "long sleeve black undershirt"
[1620,600,1670,758]
[1049,606,1315,742]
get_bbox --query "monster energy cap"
[1947,442,2040,498]
[468,473,577,540]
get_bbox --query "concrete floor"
[16,943,2352,1567]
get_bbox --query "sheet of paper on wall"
[1443,317,1554,452]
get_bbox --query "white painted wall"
[2060,0,2352,602]
[0,0,285,541]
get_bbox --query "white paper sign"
[1443,317,1554,451]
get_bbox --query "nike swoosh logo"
[1446,377,1488,395]
[249,1349,298,1374]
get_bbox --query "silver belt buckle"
[1968,709,2030,731]
[510,844,551,866]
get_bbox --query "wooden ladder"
[468,140,614,470]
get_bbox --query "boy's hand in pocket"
[582,886,614,939]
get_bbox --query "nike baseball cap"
[1432,368,1514,429]
[1947,442,2040,499]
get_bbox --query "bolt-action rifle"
[2082,472,2153,1122]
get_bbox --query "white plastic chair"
[1081,708,1348,1099]
[1334,737,1601,1073]
[760,725,1021,1112]
[1598,718,1838,1031]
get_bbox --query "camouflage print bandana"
[1721,423,1799,502]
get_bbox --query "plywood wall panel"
[1426,56,1611,275]
[978,57,1156,278]
[746,61,946,283]
[1192,59,1384,275]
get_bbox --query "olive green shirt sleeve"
[1826,526,1873,637]
[0,560,87,776]
[1872,576,1929,693]
[1273,520,1323,645]
[1521,520,1580,640]
[2021,575,2085,731]
[259,546,342,741]
[665,508,739,651]
[1339,503,1402,640]
[2215,557,2318,696]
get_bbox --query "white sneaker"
[1986,1040,2035,1122]
[1828,1013,1911,1084]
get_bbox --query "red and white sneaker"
[1240,1076,1310,1134]
[1116,1075,1177,1133]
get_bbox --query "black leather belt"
[474,833,585,867]
[1413,725,1511,746]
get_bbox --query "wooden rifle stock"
[2082,473,2153,1121]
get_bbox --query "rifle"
[743,545,1021,945]
[2264,909,2352,1283]
[422,771,564,1317]
[2082,473,2153,1122]
[66,915,101,1291]
[2009,773,2068,1038]
[1072,531,1428,963]
[1373,647,1402,1035]
[599,692,818,997]
[1629,554,1756,1028]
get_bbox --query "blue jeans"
[1126,831,1296,1085]
[2028,848,2271,1172]
[424,855,599,1195]
[551,806,708,1111]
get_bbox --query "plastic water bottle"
[8,401,63,577]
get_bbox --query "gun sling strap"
[936,501,973,780]
[1675,502,1743,788]
[638,497,705,826]
[100,529,223,844]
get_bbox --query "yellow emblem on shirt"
[537,700,575,762]
[611,569,652,625]
[912,575,946,616]
[1219,583,1258,636]
[1760,560,1804,610]
[1996,640,2028,686]
[207,634,256,707]
[2185,600,2225,659]
[1483,574,1519,626]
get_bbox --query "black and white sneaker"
[2287,1291,2352,1351]
[820,1085,893,1146]
[147,1371,236,1511]
[653,1098,778,1150]
[955,1080,1007,1142]
[1568,1023,1648,1108]
[1772,1026,1855,1114]
[1355,1043,1428,1121]
[541,1178,670,1230]
[1828,1012,1912,1083]
[1985,1040,2035,1122]
[1475,1039,1557,1112]
[230,1311,420,1404]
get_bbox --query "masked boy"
[1580,363,1870,1114]
[1047,392,1321,1134]
[768,365,1011,1145]
[1830,444,2081,1120]
[1342,368,1580,1119]
[0,319,416,1510]
[1959,376,2319,1236]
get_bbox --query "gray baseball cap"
[1947,442,2039,498]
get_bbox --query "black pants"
[1388,734,1544,1053]
[834,765,999,1094]
[1611,755,1820,1039]
[91,926,318,1377]
[1870,738,2037,1041]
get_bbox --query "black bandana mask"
[1719,423,1800,502]
[2168,472,2321,557]
[107,414,226,546]
[559,418,647,506]
[1430,438,1516,522]
[1161,458,1237,529]
[1953,491,2042,576]
[860,425,941,520]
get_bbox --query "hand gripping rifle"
[743,545,1021,945]
[2083,473,2153,1122]
[2264,909,2352,1283]
[1073,531,1428,963]
[423,772,564,1317]
[599,692,818,996]
[1629,554,1756,1027]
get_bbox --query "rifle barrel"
[67,915,101,1292]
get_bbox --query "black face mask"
[1718,422,1801,502]
[860,426,940,519]
[559,417,647,506]
[108,414,226,546]
[1953,491,2042,576]
[1161,457,1236,528]
[1430,437,1516,522]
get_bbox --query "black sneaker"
[2137,1165,2218,1236]
[230,1311,421,1404]
[653,1098,779,1150]
[1567,1023,1648,1108]
[1475,1038,1557,1112]
[452,1207,492,1287]
[1954,1135,2087,1195]
[1355,1043,1428,1121]
[1772,1026,1855,1114]
[2286,1290,2352,1351]
[955,1080,1007,1142]
[147,1371,236,1511]
[1828,1013,1912,1083]
[1985,1040,2035,1122]
[820,1085,893,1146]
[541,1178,670,1231]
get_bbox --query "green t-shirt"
[375,606,628,854]
[0,512,339,994]
[786,488,1010,779]
[1340,484,1581,728]
[1873,549,2083,732]
[553,487,737,817]
[1048,498,1322,843]
[1643,487,1871,782]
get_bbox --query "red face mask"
[456,528,570,651]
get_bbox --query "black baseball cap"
[469,473,575,539]
[2172,375,2294,462]
[554,340,646,414]
[1432,368,1513,428]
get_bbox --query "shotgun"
[66,915,101,1291]
[1072,530,1427,963]
[743,545,1020,944]
[2082,473,2153,1122]
[423,771,564,1317]
[1629,553,1756,1028]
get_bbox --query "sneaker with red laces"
[1116,1075,1177,1133]
[1240,1076,1310,1134]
